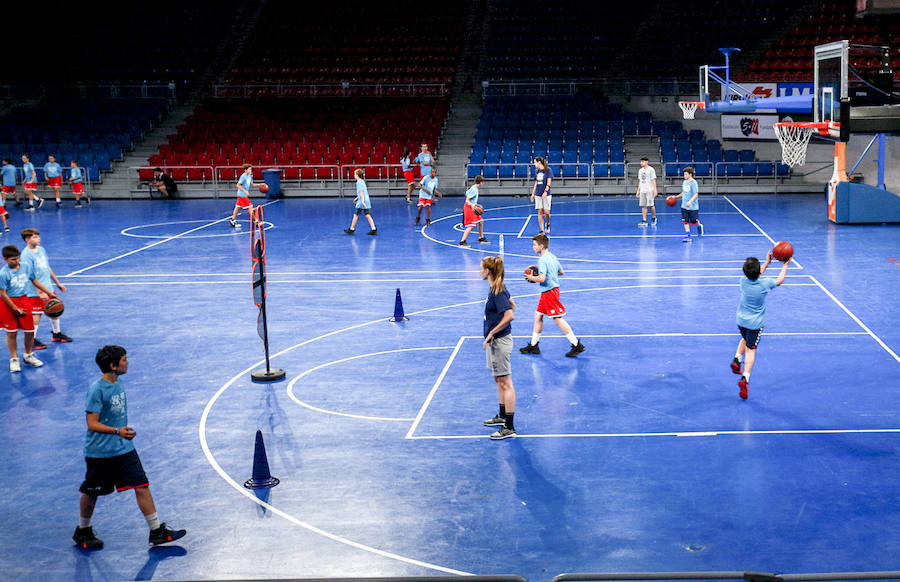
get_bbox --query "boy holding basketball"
[230,164,257,228]
[675,167,703,242]
[415,167,443,226]
[636,157,658,226]
[520,234,585,358]
[21,228,71,348]
[344,169,377,235]
[73,345,186,549]
[0,245,52,372]
[458,176,488,247]
[731,251,791,399]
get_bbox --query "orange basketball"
[259,184,270,193]
[773,241,794,262]
[666,195,677,207]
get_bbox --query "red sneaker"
[730,357,742,375]
[738,377,748,400]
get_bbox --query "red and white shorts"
[463,204,482,227]
[403,170,415,185]
[29,296,45,314]
[235,196,252,209]
[0,297,35,331]
[1,186,14,194]
[536,287,567,318]
[47,176,62,187]
[24,182,37,190]
[417,197,433,207]
[72,182,85,194]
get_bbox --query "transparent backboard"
[814,40,848,124]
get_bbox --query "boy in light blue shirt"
[70,160,90,207]
[731,251,791,399]
[21,154,43,211]
[343,168,377,235]
[0,245,52,371]
[1,158,21,211]
[415,168,443,226]
[414,142,434,180]
[458,176,488,246]
[43,155,63,207]
[675,167,703,242]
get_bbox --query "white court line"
[722,195,805,269]
[499,233,504,257]
[547,211,741,216]
[807,275,900,364]
[524,233,765,239]
[406,337,466,439]
[407,428,900,440]
[454,332,868,339]
[516,214,531,238]
[65,200,282,276]
[286,347,453,422]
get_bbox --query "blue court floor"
[1,193,899,581]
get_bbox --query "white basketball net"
[678,102,701,119]
[773,123,816,167]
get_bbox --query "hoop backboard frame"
[814,40,849,126]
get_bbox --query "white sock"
[145,512,160,530]
[565,332,577,345]
[25,352,34,357]
[531,332,541,346]
[56,197,61,202]
[734,350,742,360]
[51,317,61,333]
[743,371,751,381]
[33,324,38,335]
[79,517,91,528]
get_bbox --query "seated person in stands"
[149,168,177,199]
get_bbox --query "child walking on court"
[344,169,377,235]
[415,168,443,226]
[21,155,43,211]
[732,251,791,400]
[636,157,658,226]
[21,228,72,348]
[675,167,703,242]
[44,154,64,208]
[520,234,585,358]
[401,149,418,203]
[70,160,90,207]
[230,164,257,228]
[458,176,488,247]
[1,159,15,230]
[530,157,553,234]
[0,245,52,372]
[73,345,186,549]
[481,256,517,439]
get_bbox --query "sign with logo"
[721,114,779,140]
[720,82,778,113]
[777,82,814,98]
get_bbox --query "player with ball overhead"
[731,243,793,400]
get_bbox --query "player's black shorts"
[79,449,149,496]
[738,326,763,350]
[681,208,699,224]
[355,208,370,216]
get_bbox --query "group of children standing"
[0,156,91,227]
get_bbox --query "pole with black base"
[250,206,285,382]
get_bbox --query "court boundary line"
[407,428,900,440]
[406,337,466,439]
[722,195,805,269]
[65,200,282,276]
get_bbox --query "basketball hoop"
[678,101,705,119]
[773,121,835,167]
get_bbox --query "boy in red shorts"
[0,158,16,231]
[401,149,418,203]
[458,176,488,247]
[230,164,258,228]
[520,234,585,358]
[70,159,90,207]
[43,155,64,207]
[0,245,53,372]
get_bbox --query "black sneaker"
[483,414,505,426]
[73,526,103,550]
[14,200,23,207]
[425,219,431,226]
[565,340,586,358]
[52,332,73,343]
[85,197,91,205]
[490,427,516,440]
[149,523,186,546]
[478,237,489,244]
[74,201,83,208]
[651,216,657,226]
[367,229,378,235]
[343,228,355,235]
[32,338,48,350]
[730,357,742,375]
[56,201,61,209]
[230,219,238,228]
[458,241,470,247]
[415,217,420,225]
[519,342,540,354]
[37,197,44,209]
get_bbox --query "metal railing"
[4,166,95,194]
[482,78,696,98]
[0,83,175,100]
[213,83,448,98]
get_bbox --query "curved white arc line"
[122,220,274,239]
[286,347,454,421]
[200,328,472,575]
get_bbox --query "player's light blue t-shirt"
[681,179,699,210]
[419,175,438,200]
[415,152,433,175]
[1,164,16,186]
[20,246,51,297]
[538,250,562,292]
[0,264,31,297]
[401,156,413,172]
[43,162,61,178]
[70,167,83,183]
[736,275,779,330]
[355,179,370,209]
[22,162,36,183]
[465,185,479,205]
[84,378,135,458]
[237,173,252,197]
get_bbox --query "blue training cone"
[243,430,280,489]
[389,288,408,322]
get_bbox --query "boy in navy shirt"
[732,251,791,399]
[74,345,186,549]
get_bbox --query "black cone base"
[244,476,280,489]
[251,367,286,382]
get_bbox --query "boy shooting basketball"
[732,251,791,399]
[520,234,585,358]
[230,164,257,228]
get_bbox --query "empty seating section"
[0,99,167,183]
[151,99,448,182]
[221,1,462,92]
[738,2,900,82]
